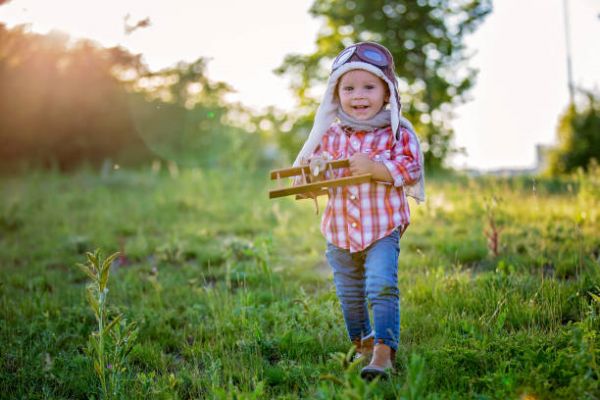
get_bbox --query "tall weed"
[77,250,138,399]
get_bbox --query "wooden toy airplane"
[269,158,371,200]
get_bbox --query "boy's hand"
[349,153,373,175]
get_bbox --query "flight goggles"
[331,42,393,74]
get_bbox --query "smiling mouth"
[352,105,369,110]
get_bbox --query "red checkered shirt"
[311,122,422,253]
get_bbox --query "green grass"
[1,165,599,399]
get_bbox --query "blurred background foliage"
[0,25,148,170]
[0,0,598,175]
[0,24,272,172]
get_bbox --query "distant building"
[463,144,553,177]
[534,144,552,174]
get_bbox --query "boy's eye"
[343,86,353,91]
[365,85,374,90]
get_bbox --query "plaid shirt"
[312,123,422,253]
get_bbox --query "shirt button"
[350,195,356,200]
[351,222,357,228]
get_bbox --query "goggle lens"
[332,47,355,70]
[359,48,387,66]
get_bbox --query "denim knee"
[365,279,399,303]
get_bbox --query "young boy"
[293,42,425,380]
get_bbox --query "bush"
[548,91,600,175]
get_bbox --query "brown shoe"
[351,335,375,361]
[360,343,396,380]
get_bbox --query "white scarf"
[337,108,391,131]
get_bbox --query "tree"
[0,24,149,170]
[276,0,492,170]
[0,24,268,171]
[127,58,255,168]
[547,91,600,175]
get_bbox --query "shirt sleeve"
[381,126,423,187]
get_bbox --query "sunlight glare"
[1,0,132,44]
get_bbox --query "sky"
[1,0,599,171]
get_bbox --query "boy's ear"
[333,81,340,102]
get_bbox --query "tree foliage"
[548,92,600,175]
[0,25,149,170]
[276,0,492,170]
[0,24,267,171]
[128,59,249,168]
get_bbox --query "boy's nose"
[352,90,366,99]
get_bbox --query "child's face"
[337,69,389,120]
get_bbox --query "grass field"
[1,164,599,399]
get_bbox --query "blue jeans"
[325,229,400,351]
